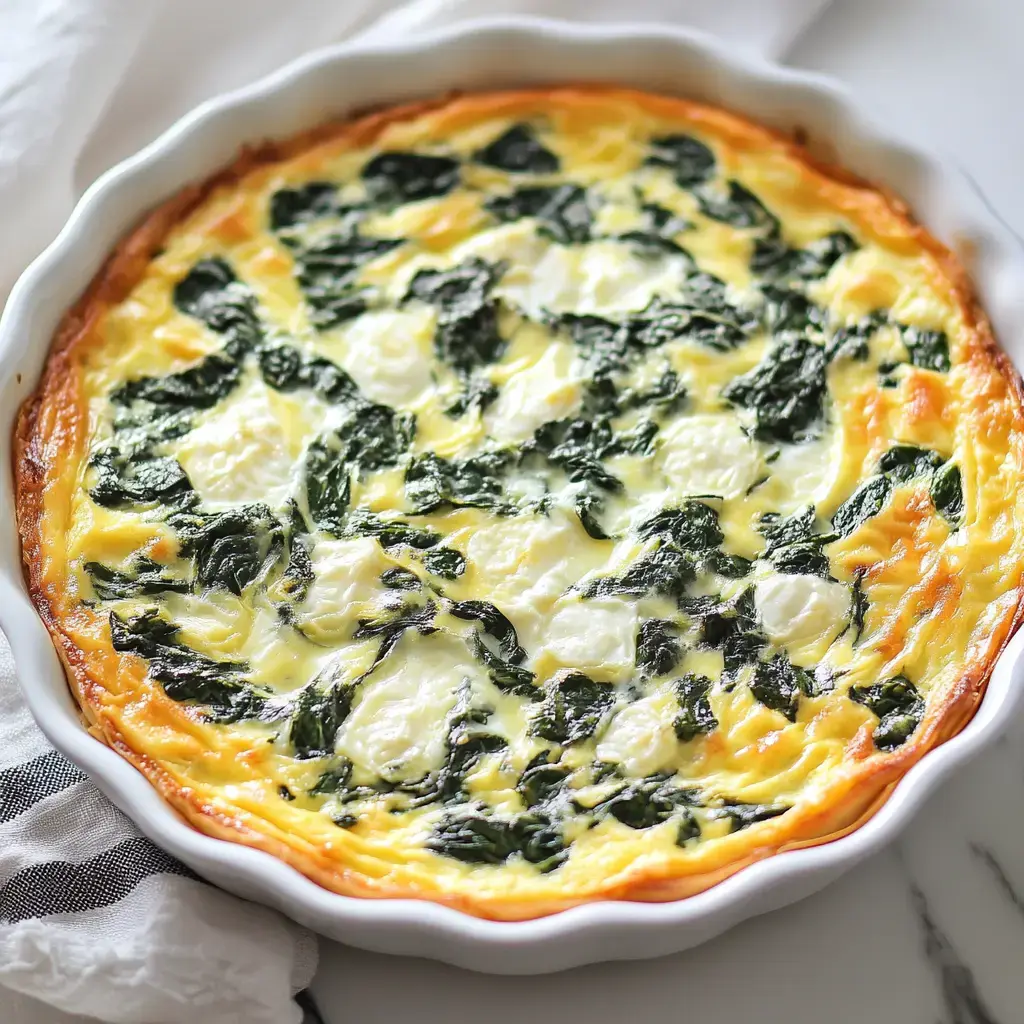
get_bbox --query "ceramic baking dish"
[3,17,1024,973]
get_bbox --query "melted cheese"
[296,537,392,644]
[596,693,678,777]
[336,633,471,781]
[754,573,850,646]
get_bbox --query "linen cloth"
[0,2,831,1022]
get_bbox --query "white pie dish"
[3,17,1024,974]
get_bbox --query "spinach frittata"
[17,89,1024,918]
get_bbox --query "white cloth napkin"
[0,2,832,1022]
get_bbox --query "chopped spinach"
[902,326,951,373]
[474,123,559,174]
[516,751,571,808]
[585,773,699,841]
[584,543,696,605]
[551,313,634,373]
[757,506,833,578]
[832,445,952,537]
[90,449,196,511]
[269,182,339,230]
[353,599,437,668]
[831,475,892,537]
[404,450,514,515]
[530,671,613,744]
[109,610,262,720]
[288,680,354,759]
[636,619,683,678]
[406,259,507,373]
[826,310,889,362]
[486,184,594,244]
[256,344,360,404]
[361,151,460,206]
[617,230,690,260]
[761,286,829,339]
[749,653,815,722]
[172,257,262,349]
[301,434,352,534]
[636,502,724,551]
[420,548,466,580]
[112,350,244,410]
[310,760,354,796]
[646,134,716,187]
[850,570,869,642]
[528,413,657,494]
[285,227,401,330]
[450,600,526,663]
[931,462,964,524]
[634,296,749,353]
[722,335,828,443]
[468,635,537,697]
[848,674,925,750]
[708,800,789,832]
[380,566,421,591]
[877,444,944,482]
[573,490,611,540]
[330,404,415,475]
[427,809,566,871]
[751,231,857,282]
[702,549,754,580]
[445,375,499,418]
[343,510,441,551]
[688,589,766,677]
[674,673,717,741]
[85,558,189,601]
[186,503,284,595]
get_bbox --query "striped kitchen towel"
[0,632,320,1024]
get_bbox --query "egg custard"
[16,88,1024,920]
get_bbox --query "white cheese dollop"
[485,345,583,443]
[296,537,390,643]
[493,233,687,318]
[336,308,436,407]
[596,696,679,778]
[335,636,472,781]
[754,573,850,645]
[658,414,763,499]
[537,597,638,676]
[173,376,302,508]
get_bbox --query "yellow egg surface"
[16,88,1024,919]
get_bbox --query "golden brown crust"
[15,86,1024,920]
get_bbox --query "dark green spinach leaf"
[674,673,717,741]
[530,671,613,744]
[475,123,559,174]
[636,619,683,678]
[848,674,925,750]
[486,184,594,244]
[646,134,716,187]
[361,151,460,206]
[722,335,828,443]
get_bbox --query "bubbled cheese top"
[44,88,1024,912]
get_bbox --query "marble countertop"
[309,2,1024,1021]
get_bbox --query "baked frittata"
[16,88,1024,919]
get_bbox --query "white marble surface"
[308,3,1024,1021]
